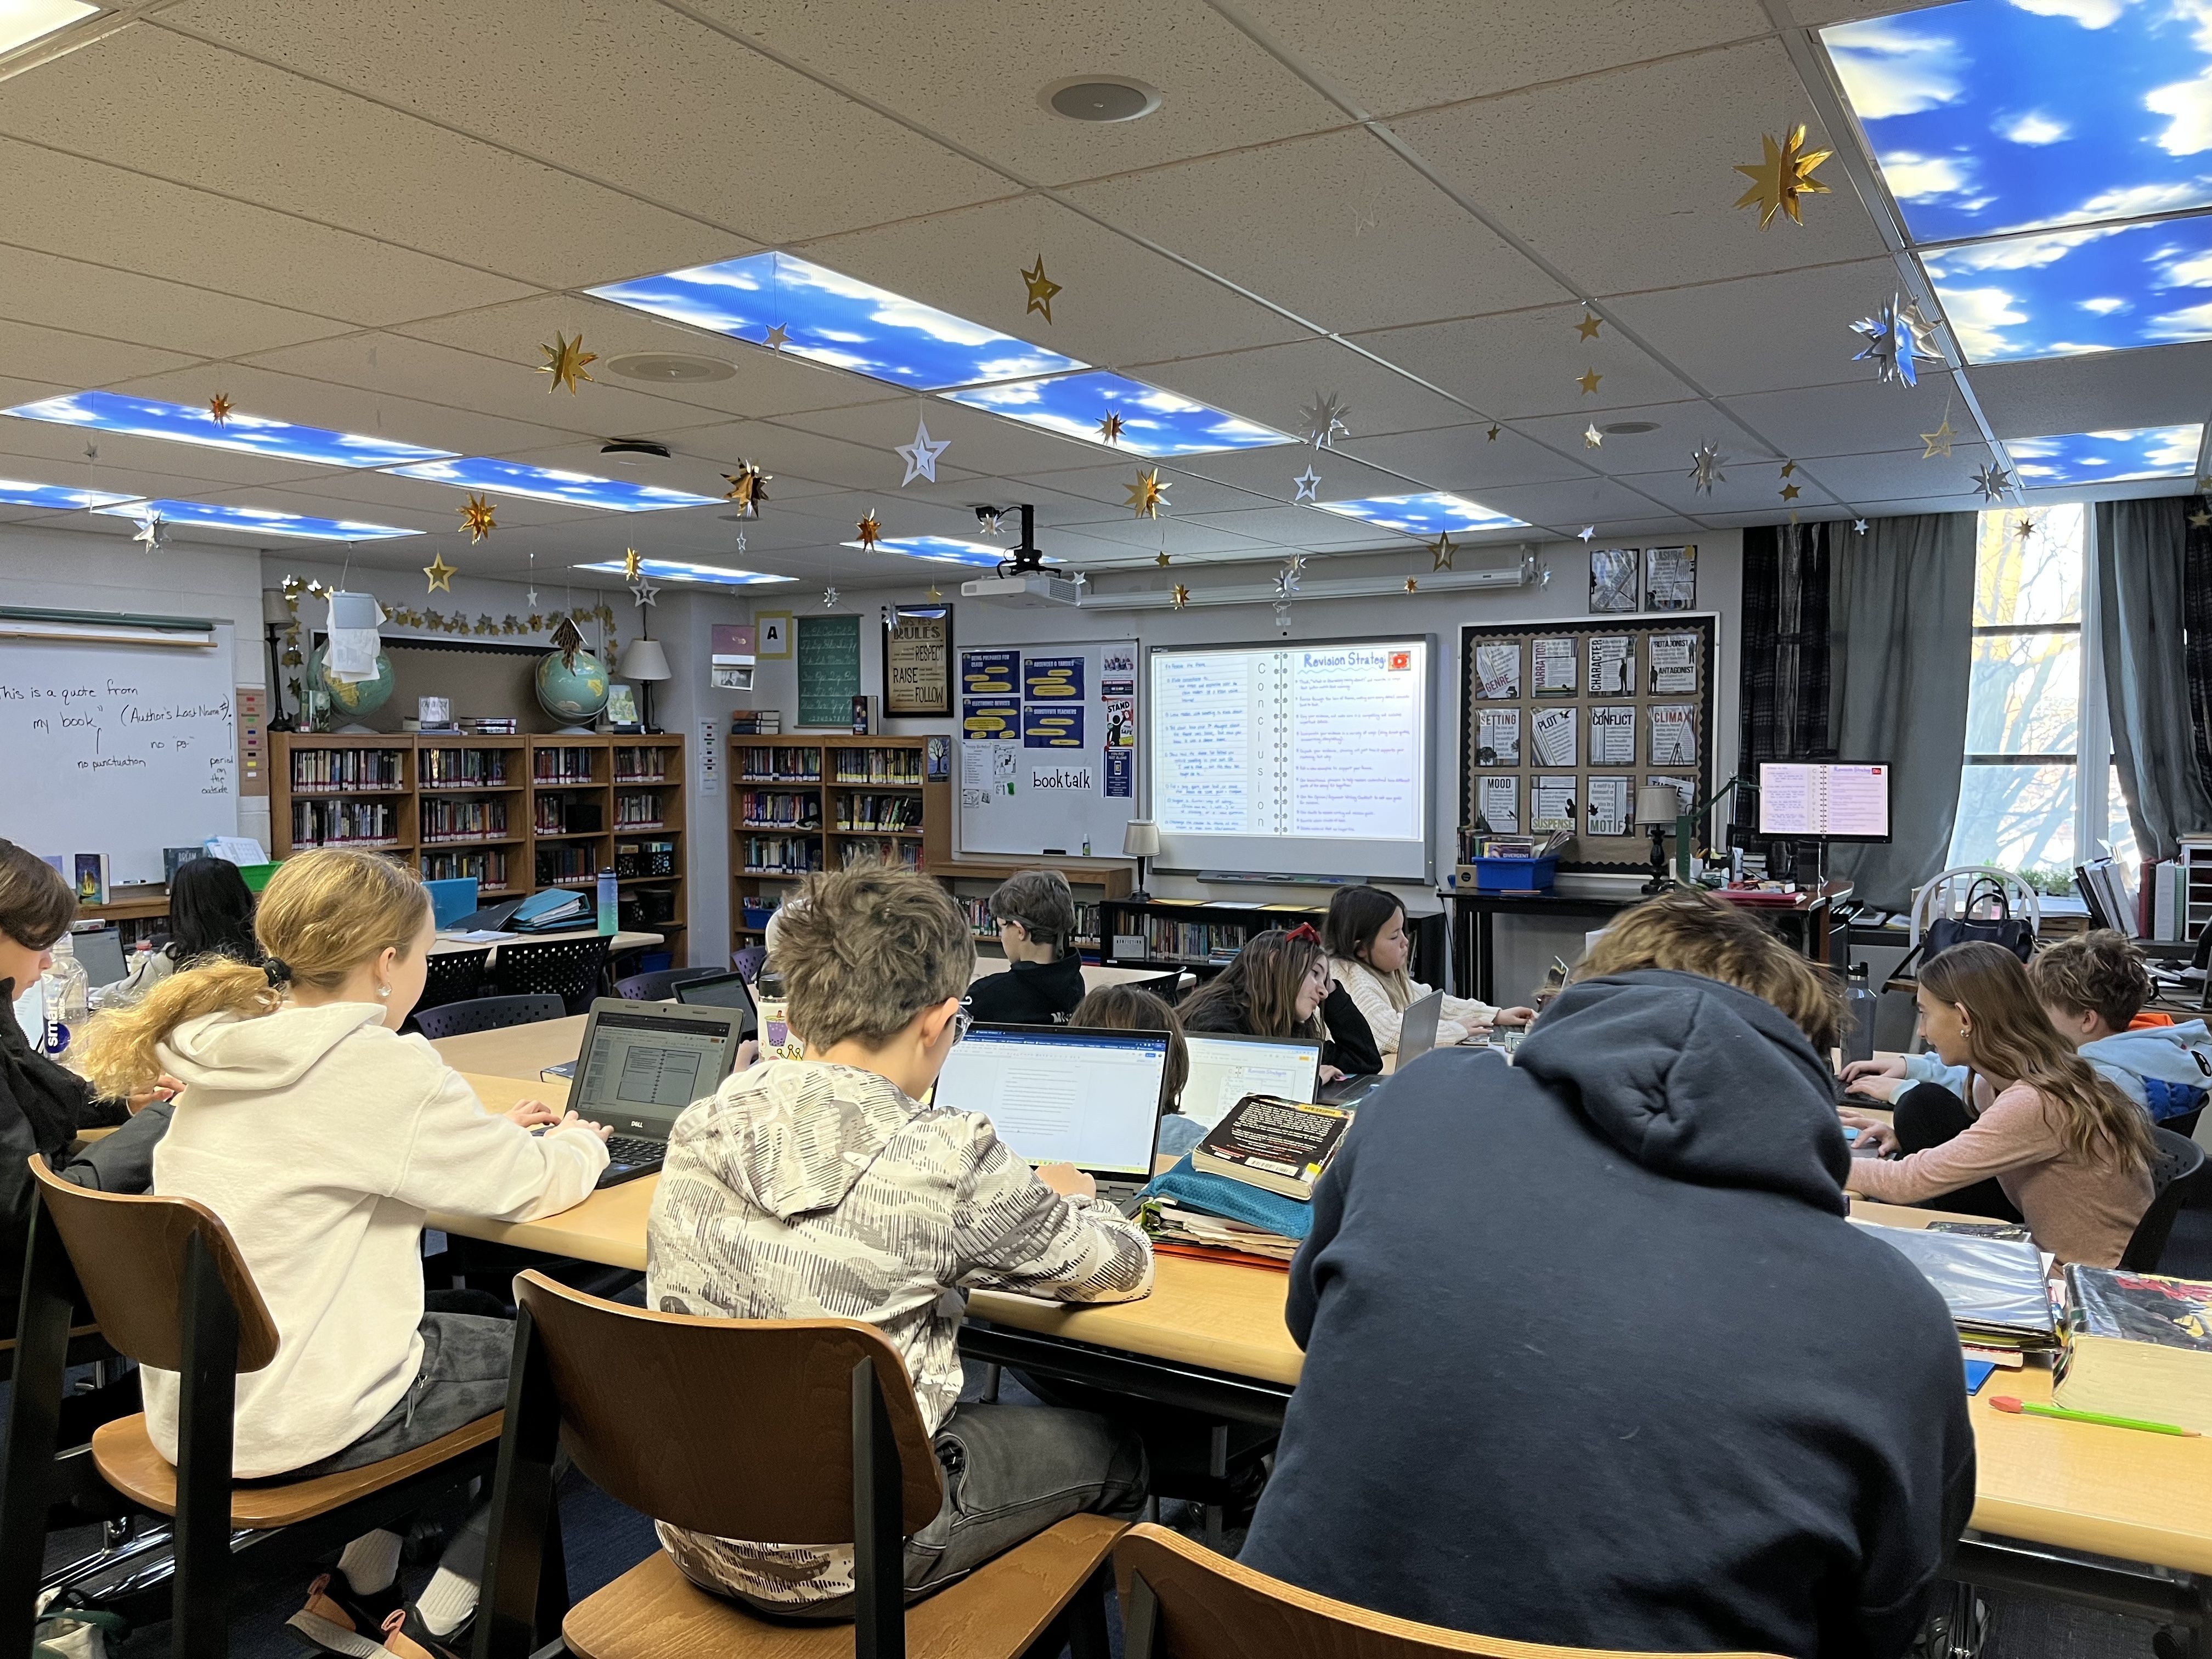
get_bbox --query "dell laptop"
[930,1024,1171,1207]
[565,998,748,1188]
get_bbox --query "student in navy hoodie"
[1240,889,1974,1659]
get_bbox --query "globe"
[536,648,611,725]
[306,644,394,721]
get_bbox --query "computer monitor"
[930,1025,1170,1179]
[570,1000,747,1140]
[1757,762,1892,843]
[1179,1031,1324,1129]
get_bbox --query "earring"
[377,986,390,1000]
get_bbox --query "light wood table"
[967,961,1186,992]
[431,1018,588,1082]
[430,927,662,958]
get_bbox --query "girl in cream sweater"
[1324,885,1533,1059]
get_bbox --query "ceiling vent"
[1040,76,1162,123]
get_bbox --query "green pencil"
[1990,1396,2200,1437]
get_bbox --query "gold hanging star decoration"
[1430,532,1456,571]
[1733,123,1833,229]
[722,461,771,517]
[1575,312,1602,342]
[458,494,496,541]
[538,331,597,395]
[1125,468,1170,520]
[926,582,943,602]
[1022,256,1061,324]
[2189,506,2212,530]
[1404,577,1419,593]
[620,546,642,580]
[1169,583,1190,610]
[1486,424,1500,441]
[207,392,234,426]
[763,323,790,351]
[1098,411,1124,444]
[550,617,586,671]
[1780,459,1798,477]
[1577,367,1603,396]
[856,511,883,551]
[1921,417,1956,459]
[1155,550,1172,568]
[1779,481,1801,501]
[422,551,456,593]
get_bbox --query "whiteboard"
[956,639,1139,857]
[0,630,240,885]
[1148,636,1435,881]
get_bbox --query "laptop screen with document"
[572,1005,741,1138]
[1180,1032,1323,1128]
[930,1025,1169,1178]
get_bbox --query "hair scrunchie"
[264,957,294,989]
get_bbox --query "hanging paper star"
[131,507,168,552]
[2015,514,2038,539]
[895,415,951,485]
[1733,123,1833,229]
[621,546,642,580]
[1097,411,1124,445]
[2190,507,2212,530]
[1850,294,1940,388]
[1688,443,1728,496]
[926,582,943,601]
[1430,532,1456,571]
[538,331,597,394]
[1404,578,1419,593]
[207,392,235,426]
[975,506,1003,537]
[1779,481,1801,501]
[1170,584,1190,610]
[1022,256,1061,324]
[763,323,790,351]
[1854,518,1869,535]
[1273,557,1304,601]
[2199,475,2212,494]
[1297,392,1351,449]
[732,529,747,555]
[1577,368,1602,396]
[458,494,496,541]
[1125,469,1170,520]
[1273,569,1297,602]
[550,617,585,669]
[1155,550,1171,568]
[1577,526,1595,542]
[629,578,660,608]
[526,585,539,607]
[856,511,883,551]
[1921,417,1956,459]
[1291,465,1321,503]
[423,551,456,593]
[1486,424,1500,441]
[722,462,771,516]
[1972,462,2012,503]
[1780,459,1798,477]
[1583,424,1603,449]
[1575,312,1602,342]
[822,586,840,609]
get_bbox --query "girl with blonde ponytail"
[84,849,612,1656]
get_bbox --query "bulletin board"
[956,638,1139,857]
[1459,614,1717,873]
[796,613,862,728]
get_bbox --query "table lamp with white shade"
[616,636,671,734]
[1637,785,1681,894]
[1122,818,1160,902]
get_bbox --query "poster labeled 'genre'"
[1475,642,1521,699]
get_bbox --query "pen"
[1990,1396,2200,1436]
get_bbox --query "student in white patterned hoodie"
[648,864,1152,1619]
[1324,885,1533,1059]
[78,850,610,1659]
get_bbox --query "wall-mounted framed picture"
[756,610,793,660]
[1588,547,1639,613]
[1645,545,1697,610]
[882,602,953,718]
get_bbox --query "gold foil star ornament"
[1487,424,1500,441]
[422,551,456,593]
[1125,469,1170,520]
[763,323,790,351]
[2190,507,2212,530]
[1577,368,1602,396]
[1098,411,1124,445]
[539,331,597,394]
[1779,481,1801,501]
[1169,584,1190,610]
[207,392,234,426]
[549,617,586,670]
[1430,533,1455,571]
[1404,578,1419,593]
[620,546,642,580]
[856,511,883,551]
[1921,418,1956,459]
[1733,123,1833,228]
[1575,312,1602,342]
[1022,256,1061,324]
[1154,550,1171,568]
[458,494,496,542]
[722,461,771,517]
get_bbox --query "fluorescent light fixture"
[0,477,139,511]
[2,391,456,470]
[1312,491,1528,535]
[840,534,1025,567]
[2005,424,2204,487]
[0,0,98,56]
[572,557,791,586]
[92,500,420,540]
[1823,1,2212,244]
[1921,217,2212,360]
[940,370,1294,456]
[386,456,718,512]
[588,250,1087,391]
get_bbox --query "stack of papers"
[1138,1198,1299,1269]
[1853,1221,2058,1350]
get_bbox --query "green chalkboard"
[797,613,862,727]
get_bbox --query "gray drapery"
[2095,498,2212,861]
[1825,512,1978,912]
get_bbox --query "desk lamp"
[616,637,671,734]
[1122,819,1160,902]
[1636,787,1680,894]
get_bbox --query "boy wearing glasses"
[646,865,1152,1620]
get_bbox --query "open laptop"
[70,927,128,989]
[565,998,748,1187]
[1396,990,1446,1064]
[929,1024,1171,1207]
[674,969,758,1036]
[1179,1031,1323,1129]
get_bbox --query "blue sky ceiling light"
[2,392,457,470]
[839,534,1036,566]
[1313,492,1529,535]
[588,251,1086,391]
[0,478,140,511]
[1824,0,2212,360]
[92,500,419,540]
[940,370,1294,456]
[387,456,718,512]
[2004,422,2203,486]
[572,557,791,586]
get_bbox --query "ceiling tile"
[1347,302,1696,420]
[1121,335,1480,444]
[1329,420,1594,491]
[0,244,352,361]
[1973,345,2212,442]
[1181,505,1418,549]
[1600,258,1915,397]
[775,396,1108,485]
[1722,374,1973,458]
[1458,473,1675,534]
[0,318,200,388]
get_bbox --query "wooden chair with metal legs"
[0,1161,504,1659]
[475,1270,1125,1659]
[1111,1523,1788,1659]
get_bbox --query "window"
[1947,504,2135,886]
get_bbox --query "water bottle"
[40,933,89,1056]
[1843,961,1878,1068]
[596,868,618,936]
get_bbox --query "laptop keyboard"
[604,1135,666,1169]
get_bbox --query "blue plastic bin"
[1472,855,1557,894]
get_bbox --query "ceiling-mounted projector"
[962,572,1085,607]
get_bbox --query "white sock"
[335,1529,403,1595]
[413,1567,479,1637]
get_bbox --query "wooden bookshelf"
[1098,897,1447,985]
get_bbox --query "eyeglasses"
[951,1000,974,1046]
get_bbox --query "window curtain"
[2096,496,2212,861]
[1738,523,1833,770]
[1825,512,1977,912]
[2186,490,2212,798]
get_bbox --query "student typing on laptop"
[1178,925,1380,1082]
[1325,885,1532,1061]
[646,865,1151,1622]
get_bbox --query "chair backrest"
[415,946,493,1016]
[27,1161,280,1375]
[412,994,567,1041]
[731,944,768,984]
[1909,866,2041,949]
[613,966,722,1003]
[2120,1127,2210,1272]
[492,936,612,1014]
[1111,1523,1786,1659]
[511,1271,941,1543]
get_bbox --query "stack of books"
[730,710,783,735]
[461,716,518,735]
[2055,1266,2212,1432]
[1138,1199,1300,1269]
[1852,1222,2058,1351]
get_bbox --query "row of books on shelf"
[832,748,924,785]
[536,845,598,882]
[420,798,508,842]
[1115,915,1255,965]
[835,793,922,831]
[737,747,823,783]
[953,895,1103,944]
[534,800,603,834]
[291,799,400,848]
[836,839,921,871]
[2084,849,2212,942]
[740,791,821,829]
[421,849,509,890]
[533,748,600,784]
[419,748,511,787]
[613,791,666,827]
[290,749,403,791]
[742,837,822,874]
[612,747,672,782]
[729,711,783,735]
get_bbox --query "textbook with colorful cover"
[1191,1094,1351,1201]
[2053,1266,2212,1432]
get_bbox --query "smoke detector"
[1040,76,1162,123]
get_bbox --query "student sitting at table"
[646,864,1151,1621]
[964,869,1085,1026]
[1177,924,1380,1080]
[1071,982,1202,1158]
[1842,941,2154,1266]
[104,853,261,1006]
[77,848,610,1659]
[1240,889,1973,1659]
[1323,885,1532,1059]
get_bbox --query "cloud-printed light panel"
[93,500,420,540]
[386,457,718,512]
[939,370,1294,456]
[1312,492,1528,534]
[1,392,456,470]
[2005,422,2203,485]
[0,478,140,511]
[572,557,791,585]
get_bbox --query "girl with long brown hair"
[1845,940,2155,1265]
[1175,924,1381,1081]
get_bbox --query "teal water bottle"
[597,867,618,936]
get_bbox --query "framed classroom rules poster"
[882,603,953,718]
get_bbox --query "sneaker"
[374,1608,470,1659]
[285,1571,405,1659]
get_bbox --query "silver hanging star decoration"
[1854,518,1869,534]
[1069,570,1090,595]
[628,577,660,608]
[1273,555,1305,602]
[1972,462,2013,503]
[1291,464,1320,503]
[1274,600,1294,633]
[1577,525,1595,542]
[1850,292,1942,388]
[1583,423,1603,449]
[130,507,168,552]
[975,505,1003,537]
[1688,442,1728,496]
[821,585,840,608]
[1296,391,1351,449]
[895,413,951,486]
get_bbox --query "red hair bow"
[1284,922,1321,946]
